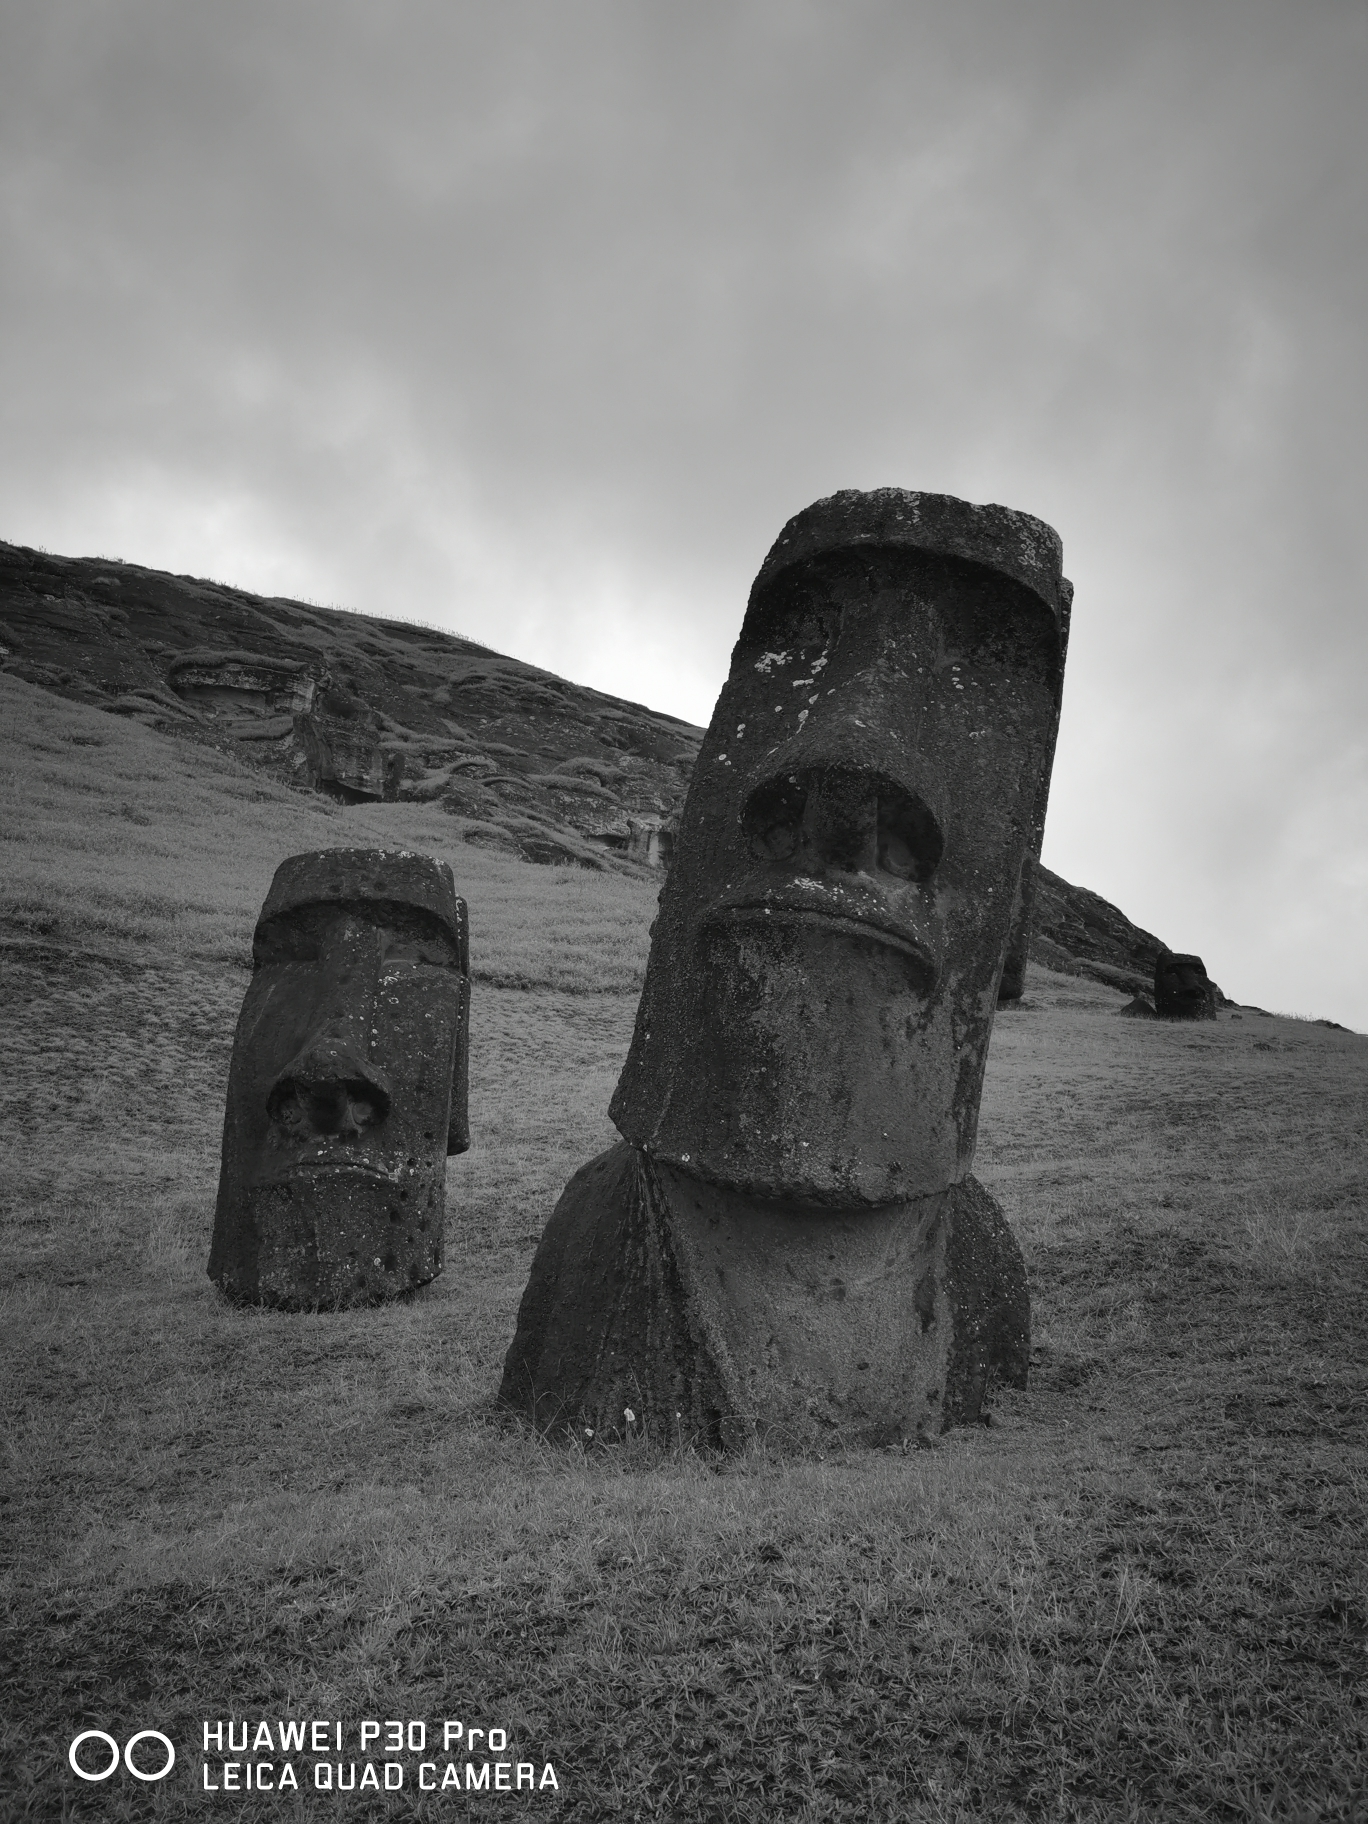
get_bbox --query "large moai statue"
[209,848,470,1309]
[997,578,1073,1003]
[1154,951,1217,1020]
[499,489,1070,1450]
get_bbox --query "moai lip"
[208,848,470,1310]
[1154,951,1218,1021]
[499,489,1070,1450]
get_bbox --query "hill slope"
[3,533,1203,984]
[0,537,701,870]
[3,668,1366,1818]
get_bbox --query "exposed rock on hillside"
[1,536,1209,990]
[1028,863,1167,993]
[1024,863,1225,1005]
[167,649,318,715]
[292,684,404,803]
[0,538,701,869]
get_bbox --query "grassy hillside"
[3,671,1366,1822]
[2,531,1213,993]
[0,535,702,872]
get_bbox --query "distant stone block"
[1154,951,1218,1020]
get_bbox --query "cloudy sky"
[3,1,1364,1026]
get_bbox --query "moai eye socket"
[743,776,807,862]
[254,915,320,966]
[876,787,943,883]
[744,771,942,881]
[273,1087,308,1135]
[380,913,465,968]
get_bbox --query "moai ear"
[447,972,471,1156]
[446,893,470,1156]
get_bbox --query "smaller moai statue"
[209,848,470,1308]
[1154,951,1217,1020]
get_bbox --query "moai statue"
[209,848,470,1308]
[499,489,1070,1449]
[997,578,1072,1003]
[1154,951,1217,1020]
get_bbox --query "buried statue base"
[498,1144,1029,1450]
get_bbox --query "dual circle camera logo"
[69,1729,176,1783]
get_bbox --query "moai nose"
[267,1037,392,1140]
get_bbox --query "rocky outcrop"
[1117,995,1157,1019]
[1024,865,1226,1006]
[0,537,701,867]
[626,813,677,868]
[1027,864,1168,996]
[167,649,318,715]
[291,684,403,803]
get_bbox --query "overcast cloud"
[2,0,1364,1024]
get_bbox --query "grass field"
[3,670,1366,1822]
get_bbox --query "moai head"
[209,848,470,1308]
[1154,952,1217,1021]
[609,489,1068,1206]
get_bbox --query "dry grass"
[2,672,1367,1822]
[0,673,657,990]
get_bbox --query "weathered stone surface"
[998,579,1073,1003]
[501,488,1068,1448]
[291,685,402,802]
[209,847,470,1309]
[611,489,1068,1202]
[1155,951,1218,1020]
[168,648,317,715]
[500,1144,1029,1449]
[1118,994,1157,1019]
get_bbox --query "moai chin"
[209,848,470,1309]
[1154,951,1218,1020]
[499,489,1070,1449]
